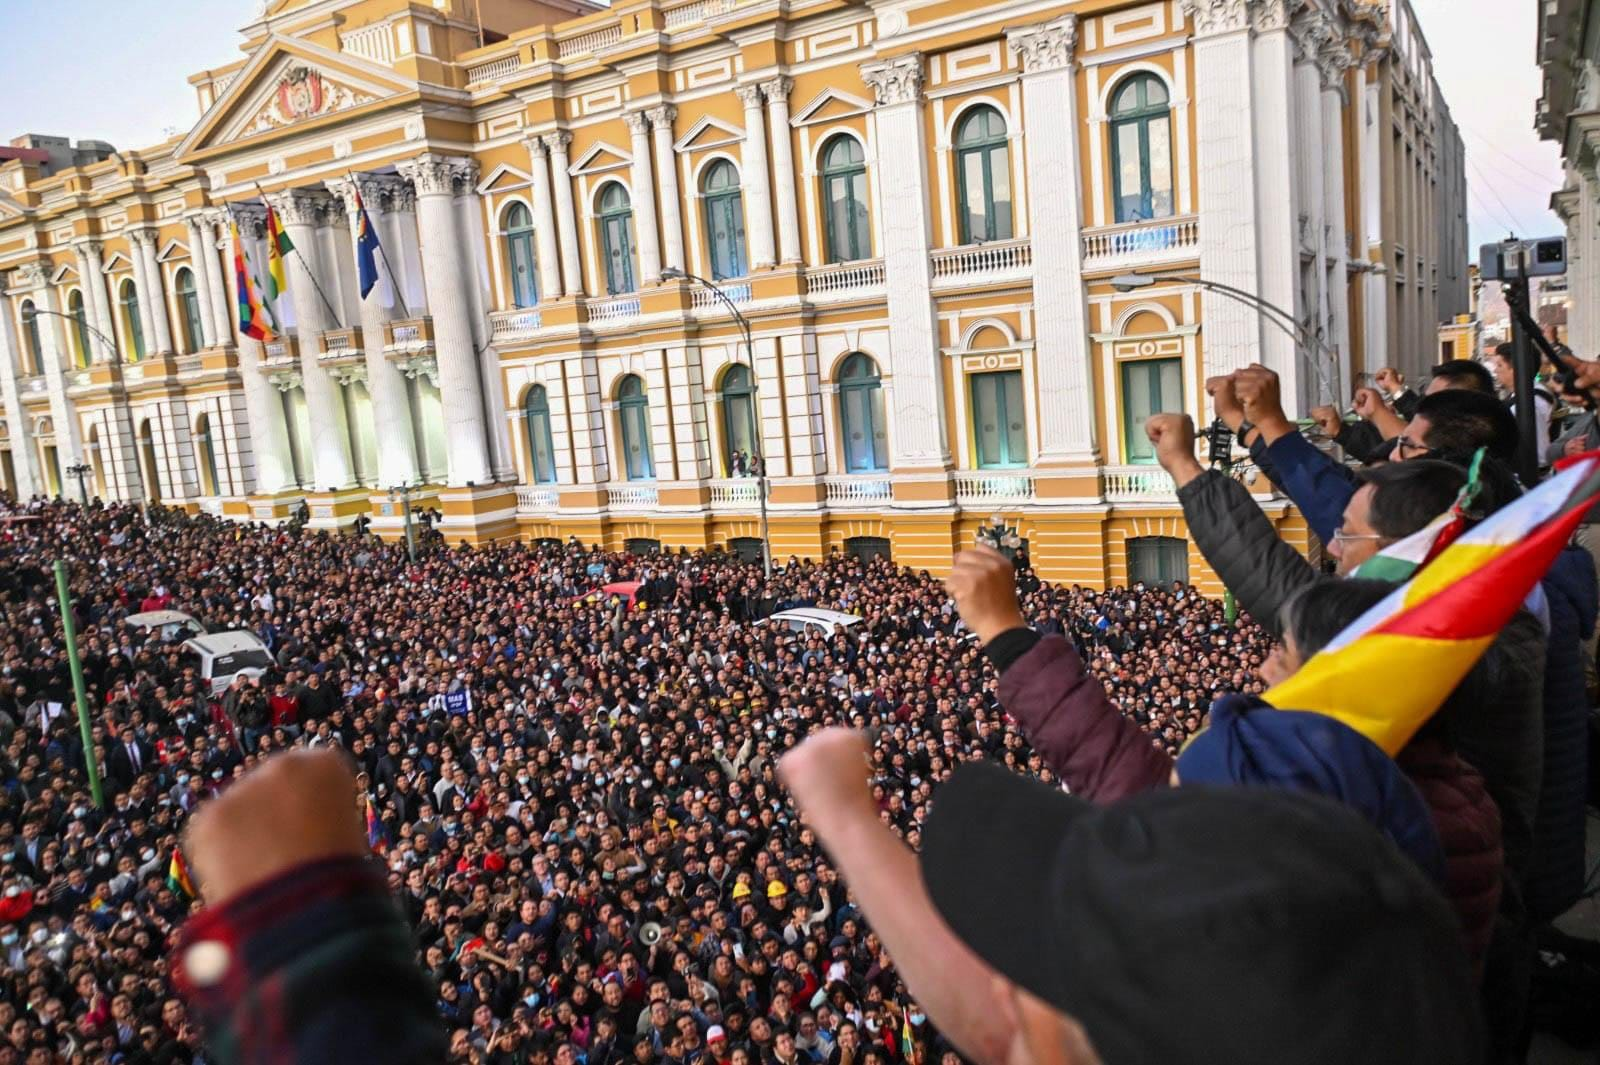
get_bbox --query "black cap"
[920,762,1483,1065]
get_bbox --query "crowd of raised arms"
[0,497,1271,1065]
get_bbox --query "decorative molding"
[1006,15,1077,74]
[734,83,765,108]
[265,188,336,227]
[759,75,794,102]
[623,110,651,136]
[396,153,478,197]
[129,227,161,251]
[1179,0,1249,37]
[10,262,47,291]
[540,130,574,155]
[646,104,678,132]
[240,65,378,137]
[860,53,923,107]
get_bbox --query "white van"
[766,608,864,639]
[126,610,207,642]
[181,631,274,694]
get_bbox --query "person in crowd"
[1486,345,1555,455]
[1376,366,1422,419]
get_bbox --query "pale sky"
[0,0,1567,251]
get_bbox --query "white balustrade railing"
[20,375,46,394]
[197,497,224,517]
[515,485,559,512]
[340,23,395,65]
[954,473,1036,506]
[263,337,299,364]
[1081,217,1200,268]
[709,479,760,506]
[691,282,751,312]
[663,0,738,28]
[1102,465,1177,502]
[588,295,642,324]
[490,308,543,342]
[466,53,523,83]
[805,259,886,299]
[929,239,1033,286]
[824,475,893,506]
[607,484,659,509]
[557,23,623,58]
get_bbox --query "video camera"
[1479,237,1567,282]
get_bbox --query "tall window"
[719,364,757,473]
[1121,358,1182,464]
[503,202,539,308]
[524,385,557,485]
[194,413,221,496]
[837,353,887,472]
[18,301,42,375]
[617,374,654,480]
[702,161,747,281]
[175,268,204,354]
[955,106,1013,244]
[1110,74,1175,223]
[1128,535,1189,587]
[119,280,145,362]
[68,291,91,367]
[970,370,1026,469]
[821,136,871,263]
[599,184,637,295]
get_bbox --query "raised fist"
[1144,413,1198,472]
[1205,374,1245,431]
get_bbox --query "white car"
[766,608,864,638]
[125,610,207,642]
[181,631,274,694]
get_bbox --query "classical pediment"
[176,34,415,159]
[476,163,534,194]
[673,115,745,153]
[568,142,632,177]
[790,89,874,127]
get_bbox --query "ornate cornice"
[1180,0,1307,38]
[328,173,412,216]
[10,262,47,292]
[1006,15,1077,74]
[860,54,923,107]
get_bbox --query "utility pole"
[54,560,103,808]
[65,462,91,506]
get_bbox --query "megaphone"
[640,922,664,946]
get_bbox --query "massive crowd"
[0,499,1272,1065]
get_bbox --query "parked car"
[181,631,273,694]
[125,610,207,641]
[765,608,864,638]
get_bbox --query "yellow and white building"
[0,0,1464,587]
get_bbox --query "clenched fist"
[946,544,1026,647]
[779,729,877,830]
[1232,365,1292,441]
[1206,374,1246,432]
[1352,387,1385,420]
[1144,413,1205,488]
[1309,405,1343,439]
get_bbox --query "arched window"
[719,364,757,474]
[503,202,539,308]
[617,374,654,480]
[67,291,91,367]
[175,268,205,353]
[837,353,887,472]
[119,279,145,362]
[194,413,221,496]
[1110,74,1175,223]
[598,184,637,295]
[954,106,1013,244]
[524,385,557,485]
[970,370,1026,468]
[18,301,43,375]
[702,161,747,280]
[821,136,871,263]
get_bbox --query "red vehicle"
[571,580,644,609]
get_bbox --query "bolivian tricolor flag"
[1266,453,1600,755]
[264,203,293,310]
[231,220,275,343]
[167,847,196,900]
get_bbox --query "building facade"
[0,0,1460,586]
[1542,0,1600,358]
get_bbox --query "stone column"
[328,174,421,489]
[648,107,686,274]
[1250,1,1303,407]
[543,132,586,297]
[1007,16,1096,464]
[265,190,355,489]
[197,212,235,346]
[184,217,219,349]
[1319,45,1356,395]
[524,136,566,299]
[396,154,493,486]
[761,77,802,265]
[0,282,42,498]
[132,229,175,355]
[624,111,664,283]
[125,235,159,359]
[224,212,294,493]
[736,83,777,270]
[74,242,118,364]
[36,284,102,494]
[860,53,948,470]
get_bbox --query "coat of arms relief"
[240,65,376,136]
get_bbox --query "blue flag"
[354,187,382,299]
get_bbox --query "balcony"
[805,259,886,302]
[556,22,623,59]
[587,295,642,326]
[384,317,435,357]
[465,53,523,84]
[709,478,761,510]
[1080,217,1199,271]
[515,485,559,513]
[930,239,1033,290]
[17,374,47,396]
[662,0,742,29]
[491,308,544,344]
[691,282,752,314]
[607,484,658,509]
[1103,465,1176,503]
[955,473,1036,507]
[340,22,395,65]
[262,336,299,368]
[196,497,225,517]
[318,327,364,363]
[824,474,893,508]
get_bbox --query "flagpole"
[346,172,412,320]
[255,182,347,331]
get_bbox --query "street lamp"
[1109,272,1337,403]
[65,462,92,505]
[387,483,418,563]
[659,266,772,581]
